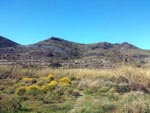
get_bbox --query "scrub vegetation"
[1,65,150,113]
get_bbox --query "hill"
[0,36,150,68]
[0,36,19,48]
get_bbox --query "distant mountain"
[0,36,19,48]
[88,42,138,50]
[34,37,83,58]
[0,36,150,68]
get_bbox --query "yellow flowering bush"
[21,77,37,85]
[37,75,54,86]
[16,85,42,95]
[42,80,58,92]
[15,86,27,95]
[49,80,57,86]
[16,75,72,96]
[26,85,42,95]
[47,74,54,81]
[59,77,71,86]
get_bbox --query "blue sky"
[0,0,150,49]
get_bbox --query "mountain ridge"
[0,36,150,68]
[0,36,144,50]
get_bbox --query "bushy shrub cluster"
[42,80,58,92]
[15,74,72,95]
[22,77,37,85]
[59,77,71,86]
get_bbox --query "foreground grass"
[0,66,150,113]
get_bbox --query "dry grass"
[32,66,150,86]
[1,65,150,113]
[1,65,150,85]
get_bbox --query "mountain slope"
[35,37,84,58]
[0,36,150,68]
[0,36,19,48]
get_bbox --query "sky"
[0,0,150,49]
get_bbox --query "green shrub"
[99,86,110,93]
[115,83,130,93]
[0,97,22,113]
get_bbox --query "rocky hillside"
[0,36,150,68]
[0,36,19,48]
